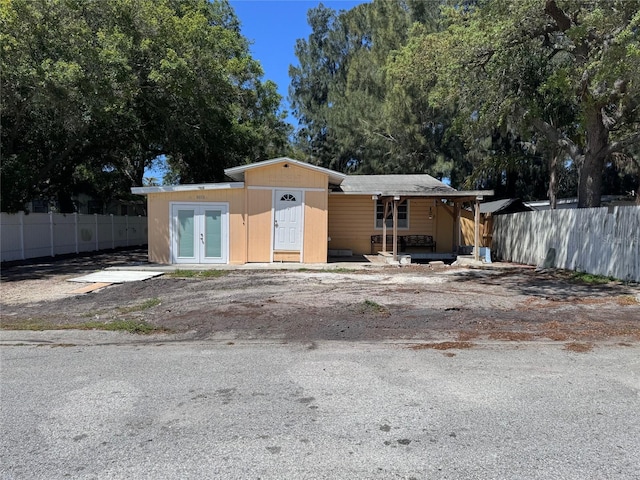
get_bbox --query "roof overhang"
[331,190,494,201]
[131,182,244,195]
[225,157,347,185]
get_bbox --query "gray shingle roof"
[480,198,533,214]
[335,174,457,196]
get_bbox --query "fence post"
[49,211,54,257]
[19,211,25,260]
[74,213,79,253]
[126,215,129,247]
[111,214,115,249]
[95,214,99,251]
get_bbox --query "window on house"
[375,199,408,229]
[31,200,49,213]
[88,200,103,215]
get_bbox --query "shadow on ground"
[448,268,638,299]
[0,247,148,282]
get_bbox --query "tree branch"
[544,0,572,32]
[522,109,582,160]
[604,131,640,156]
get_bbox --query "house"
[131,157,493,264]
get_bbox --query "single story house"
[131,157,493,264]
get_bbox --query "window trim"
[374,199,409,230]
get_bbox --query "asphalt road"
[1,334,639,479]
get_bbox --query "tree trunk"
[577,107,608,208]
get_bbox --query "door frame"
[169,202,229,264]
[271,189,304,262]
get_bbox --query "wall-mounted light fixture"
[428,206,434,220]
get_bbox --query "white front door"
[171,203,228,264]
[274,190,302,251]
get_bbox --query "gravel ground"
[2,249,639,346]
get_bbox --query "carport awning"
[331,174,493,201]
[332,175,494,262]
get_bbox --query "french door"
[171,203,228,264]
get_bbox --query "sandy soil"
[2,249,639,345]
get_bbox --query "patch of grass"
[1,318,52,331]
[1,318,169,335]
[80,319,165,334]
[167,269,229,279]
[118,297,161,314]
[331,267,355,273]
[570,272,616,285]
[358,299,388,314]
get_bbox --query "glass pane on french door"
[177,209,195,258]
[204,209,222,258]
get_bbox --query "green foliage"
[117,298,162,314]
[358,299,388,314]
[1,0,291,212]
[0,318,168,334]
[570,272,615,285]
[396,0,640,205]
[80,319,165,334]
[290,0,640,204]
[289,0,456,178]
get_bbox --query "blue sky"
[230,0,368,127]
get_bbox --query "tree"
[289,1,454,177]
[1,0,290,212]
[397,0,640,206]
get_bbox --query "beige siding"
[328,195,374,254]
[247,189,272,262]
[274,251,300,262]
[436,203,455,253]
[146,189,246,264]
[407,198,437,234]
[303,191,328,262]
[246,162,327,188]
[328,195,442,255]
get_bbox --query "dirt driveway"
[2,249,639,346]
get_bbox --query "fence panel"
[97,216,113,250]
[22,213,52,259]
[127,217,148,245]
[493,206,640,282]
[77,214,98,253]
[0,212,23,262]
[52,213,77,256]
[113,216,129,248]
[1,212,147,262]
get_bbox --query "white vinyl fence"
[1,212,147,263]
[492,206,640,282]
